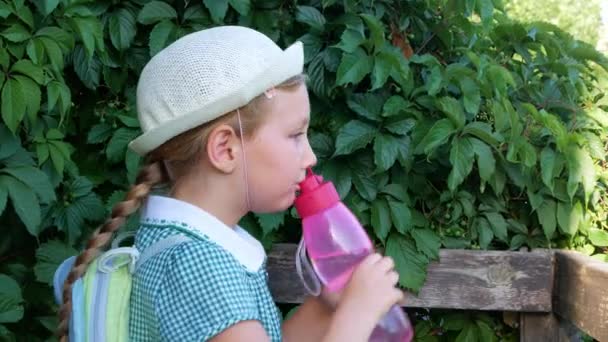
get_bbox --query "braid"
[56,160,166,342]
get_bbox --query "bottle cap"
[294,168,340,218]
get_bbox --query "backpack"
[53,232,190,342]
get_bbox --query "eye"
[290,131,306,139]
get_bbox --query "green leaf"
[0,187,6,215]
[477,217,494,249]
[388,200,411,234]
[299,33,323,63]
[346,93,382,121]
[566,146,596,202]
[228,0,250,15]
[137,1,177,25]
[350,155,377,201]
[149,20,177,57]
[106,128,139,163]
[86,124,112,144]
[26,38,45,64]
[125,149,141,184]
[307,53,328,98]
[0,2,10,18]
[455,322,477,342]
[47,80,71,116]
[477,0,494,23]
[48,143,65,174]
[336,49,373,86]
[411,228,440,260]
[14,75,40,120]
[487,65,516,95]
[34,240,77,285]
[11,59,44,84]
[470,138,495,183]
[36,143,49,165]
[1,78,26,133]
[383,96,411,117]
[72,46,101,89]
[484,211,508,242]
[335,28,365,53]
[425,66,443,96]
[0,274,23,323]
[385,233,429,292]
[415,119,456,155]
[557,201,582,235]
[1,166,55,203]
[295,6,326,32]
[0,175,40,236]
[371,52,392,90]
[539,147,556,190]
[0,49,8,70]
[109,8,136,50]
[460,77,481,114]
[361,14,384,51]
[371,198,391,242]
[588,228,608,247]
[462,121,501,146]
[373,134,401,171]
[437,96,465,129]
[70,17,104,59]
[59,192,105,244]
[334,120,376,156]
[1,23,30,42]
[386,118,416,135]
[0,125,19,160]
[36,27,73,50]
[34,0,60,16]
[256,211,285,236]
[202,0,228,22]
[537,200,557,239]
[320,160,352,198]
[448,137,475,191]
[39,37,64,71]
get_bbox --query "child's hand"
[338,253,404,326]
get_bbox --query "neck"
[169,166,248,228]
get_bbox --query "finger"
[378,256,395,273]
[361,253,382,267]
[392,289,405,304]
[388,270,400,285]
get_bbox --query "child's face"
[245,84,317,213]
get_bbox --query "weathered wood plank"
[553,251,608,342]
[520,313,584,341]
[267,244,553,312]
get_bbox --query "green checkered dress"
[129,196,282,341]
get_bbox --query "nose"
[303,137,317,169]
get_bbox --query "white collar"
[140,195,266,272]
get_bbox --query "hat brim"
[128,41,304,156]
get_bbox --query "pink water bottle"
[294,169,414,342]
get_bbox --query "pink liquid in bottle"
[294,169,413,342]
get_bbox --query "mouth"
[294,184,301,196]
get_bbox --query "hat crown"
[136,26,283,133]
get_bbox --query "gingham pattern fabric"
[129,198,282,341]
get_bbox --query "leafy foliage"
[0,0,606,340]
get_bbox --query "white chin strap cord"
[236,108,252,212]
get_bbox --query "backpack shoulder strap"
[134,234,191,272]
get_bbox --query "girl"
[58,26,404,342]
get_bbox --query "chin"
[254,194,296,213]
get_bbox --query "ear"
[205,124,240,173]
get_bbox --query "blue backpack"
[53,232,190,342]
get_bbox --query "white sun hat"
[128,26,304,156]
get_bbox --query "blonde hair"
[56,74,306,341]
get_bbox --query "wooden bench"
[266,244,608,341]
